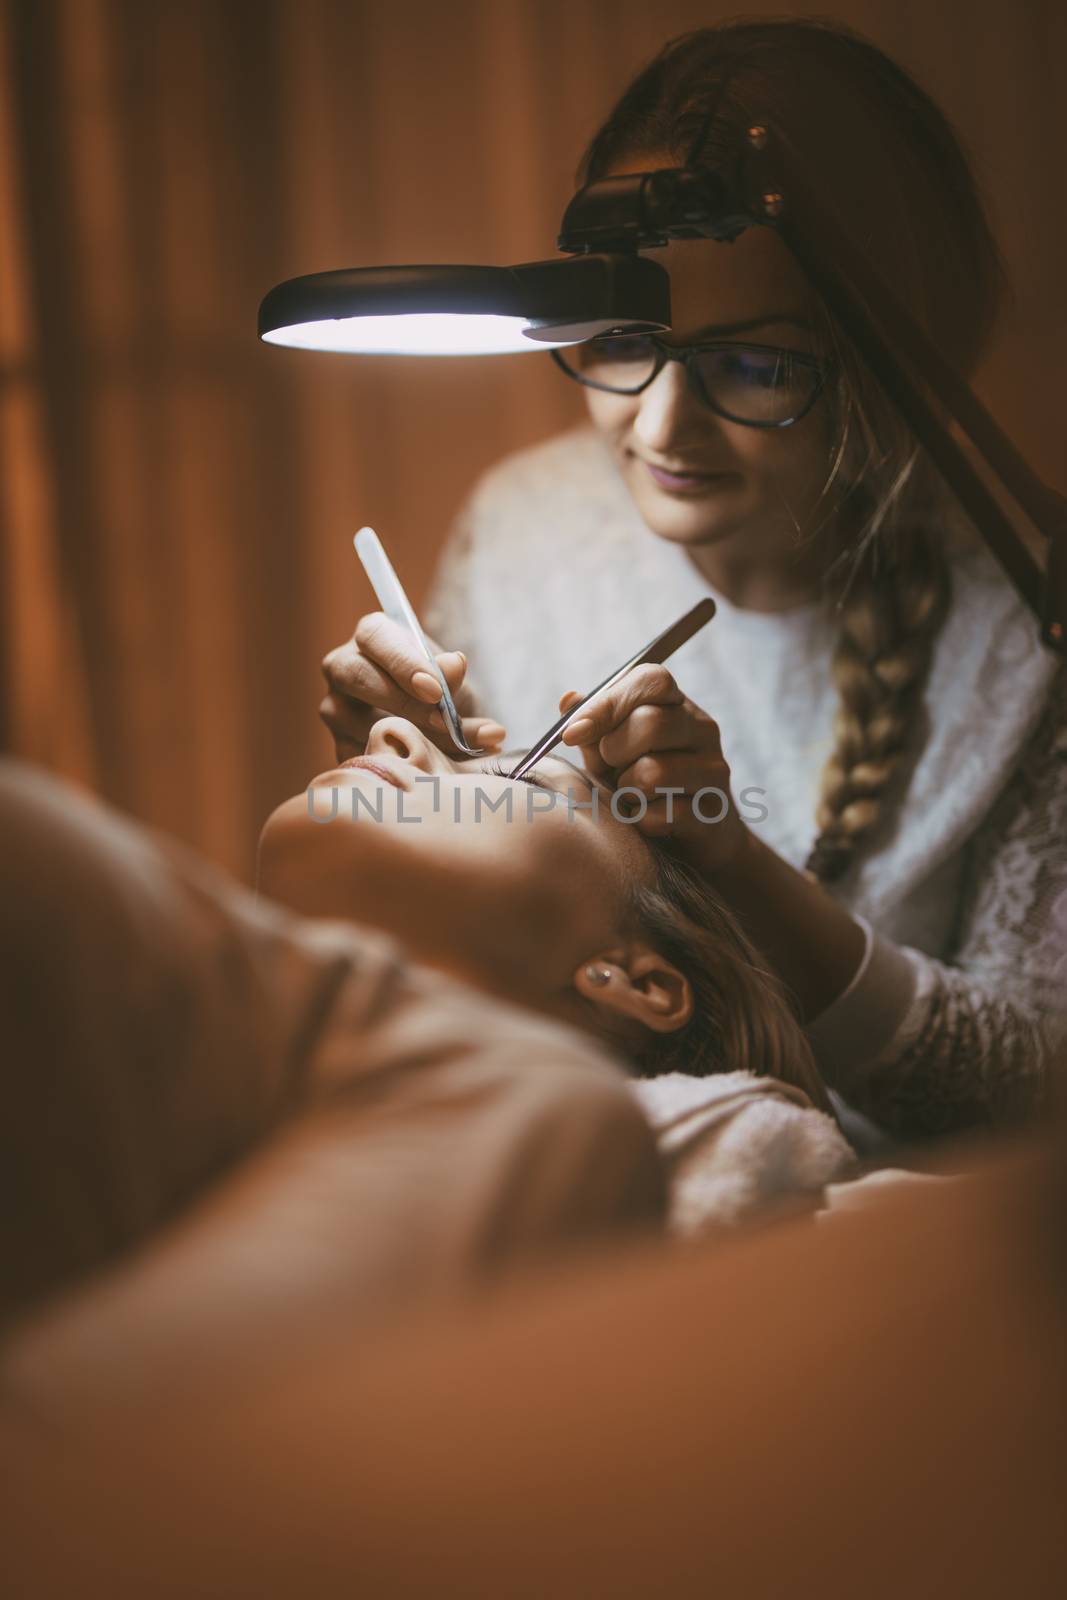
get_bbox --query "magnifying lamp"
[258,128,1066,654]
[258,256,670,354]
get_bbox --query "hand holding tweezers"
[507,598,717,781]
[353,526,483,757]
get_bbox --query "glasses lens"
[695,346,821,425]
[554,335,658,393]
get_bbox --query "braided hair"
[576,16,1009,885]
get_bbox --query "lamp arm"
[757,158,1066,653]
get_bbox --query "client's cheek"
[524,824,625,957]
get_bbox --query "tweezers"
[507,597,717,780]
[353,526,482,757]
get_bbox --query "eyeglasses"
[550,334,829,429]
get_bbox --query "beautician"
[318,18,1067,1142]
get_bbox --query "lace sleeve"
[853,662,1067,1139]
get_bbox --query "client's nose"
[365,716,440,774]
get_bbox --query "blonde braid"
[805,519,951,884]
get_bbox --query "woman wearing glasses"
[320,18,1067,1145]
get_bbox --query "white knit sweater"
[426,424,1067,1139]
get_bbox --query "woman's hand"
[319,613,506,762]
[559,665,752,872]
[559,665,868,1022]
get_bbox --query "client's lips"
[336,756,407,790]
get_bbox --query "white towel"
[632,1071,857,1236]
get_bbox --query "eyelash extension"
[484,758,553,792]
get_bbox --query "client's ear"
[572,941,693,1035]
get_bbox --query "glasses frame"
[550,335,829,429]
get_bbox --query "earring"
[584,965,612,987]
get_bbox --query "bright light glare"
[263,313,550,356]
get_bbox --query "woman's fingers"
[318,665,436,735]
[320,692,504,764]
[561,664,685,751]
[318,691,380,761]
[319,615,503,761]
[558,678,721,774]
[623,796,677,836]
[430,647,468,695]
[577,741,615,783]
[597,703,715,771]
[614,749,732,801]
[324,615,467,711]
[470,718,507,752]
[431,712,508,754]
[320,612,485,749]
[352,612,455,703]
[557,691,614,781]
[557,673,743,862]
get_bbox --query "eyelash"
[484,759,553,792]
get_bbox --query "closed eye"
[483,758,556,793]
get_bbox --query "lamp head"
[258,130,774,355]
[258,255,672,355]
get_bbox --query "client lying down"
[259,716,855,1230]
[2,755,666,1393]
[4,743,846,1408]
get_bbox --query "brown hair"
[628,847,832,1116]
[577,16,1010,883]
